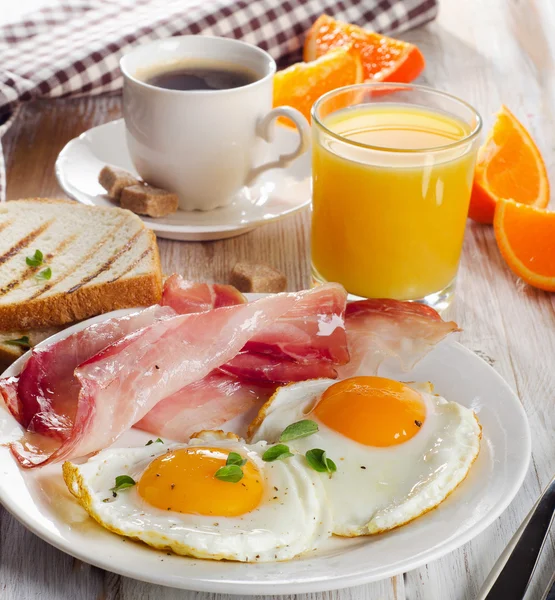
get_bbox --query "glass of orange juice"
[311,83,482,310]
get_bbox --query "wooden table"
[2,0,554,598]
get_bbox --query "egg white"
[249,379,481,537]
[63,430,332,562]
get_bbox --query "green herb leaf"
[279,419,319,442]
[35,267,52,281]
[305,448,327,472]
[262,444,294,462]
[4,335,31,349]
[110,475,136,493]
[26,249,43,267]
[325,454,337,474]
[305,448,337,476]
[226,451,247,467]
[214,465,244,483]
[145,437,164,446]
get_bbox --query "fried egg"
[63,430,332,562]
[249,376,481,537]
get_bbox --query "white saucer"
[55,119,311,241]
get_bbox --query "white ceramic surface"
[121,36,309,211]
[0,303,530,595]
[55,119,311,241]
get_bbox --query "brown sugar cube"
[98,166,141,201]
[230,262,287,293]
[120,184,179,218]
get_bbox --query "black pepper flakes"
[360,466,366,470]
[155,365,160,370]
[415,420,422,427]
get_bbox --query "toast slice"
[0,198,163,330]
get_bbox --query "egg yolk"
[137,447,263,517]
[313,376,426,447]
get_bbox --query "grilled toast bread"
[0,198,162,331]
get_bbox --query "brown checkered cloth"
[0,0,438,200]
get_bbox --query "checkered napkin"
[0,0,437,200]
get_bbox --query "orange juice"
[311,103,479,301]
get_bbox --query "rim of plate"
[54,119,311,234]
[0,307,531,595]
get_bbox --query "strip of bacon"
[220,351,337,383]
[0,377,20,422]
[13,305,176,437]
[242,283,349,365]
[161,277,349,382]
[337,299,460,378]
[134,285,348,439]
[161,274,246,313]
[10,290,310,467]
[135,371,275,442]
[8,280,242,442]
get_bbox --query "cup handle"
[245,106,310,186]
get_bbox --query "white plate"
[0,306,531,595]
[55,119,311,241]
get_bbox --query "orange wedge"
[273,45,363,124]
[469,105,550,224]
[304,14,425,83]
[494,199,555,292]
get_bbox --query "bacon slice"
[161,277,349,382]
[10,291,309,467]
[0,377,20,422]
[13,305,176,437]
[161,275,246,313]
[243,283,349,364]
[220,352,338,383]
[337,299,460,378]
[134,285,348,439]
[135,371,275,442]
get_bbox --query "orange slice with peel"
[273,45,363,124]
[469,105,550,224]
[304,14,425,83]
[494,199,555,292]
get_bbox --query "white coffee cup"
[120,36,310,211]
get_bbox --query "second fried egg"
[249,376,481,537]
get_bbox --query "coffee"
[143,60,259,91]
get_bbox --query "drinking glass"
[311,83,482,310]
